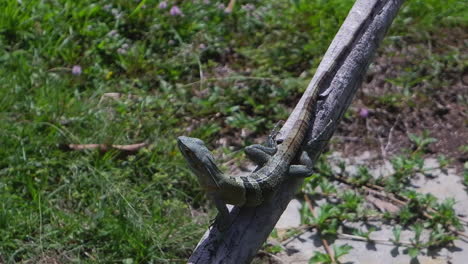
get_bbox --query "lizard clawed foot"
[244,121,284,166]
[288,165,313,178]
[244,144,276,166]
[245,144,314,178]
[288,151,314,178]
[267,120,285,147]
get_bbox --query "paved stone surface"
[274,153,468,264]
[411,159,468,219]
[276,199,302,229]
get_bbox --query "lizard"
[177,0,380,229]
[177,71,328,229]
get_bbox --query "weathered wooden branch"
[189,0,405,263]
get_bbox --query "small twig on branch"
[225,0,236,13]
[383,114,401,157]
[337,233,412,247]
[304,194,336,264]
[63,142,149,153]
[256,250,285,264]
[182,76,280,87]
[332,174,405,206]
[280,225,316,246]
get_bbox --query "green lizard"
[177,74,327,228]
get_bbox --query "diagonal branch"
[189,1,406,263]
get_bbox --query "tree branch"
[189,1,406,263]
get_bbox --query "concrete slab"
[276,199,302,229]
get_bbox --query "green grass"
[0,0,466,262]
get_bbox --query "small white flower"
[72,65,82,75]
[158,1,168,9]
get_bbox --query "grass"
[0,0,466,262]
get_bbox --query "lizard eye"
[184,147,193,155]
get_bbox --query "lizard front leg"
[244,121,314,178]
[210,193,233,231]
[246,144,313,178]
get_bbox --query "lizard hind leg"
[244,144,276,166]
[299,151,314,168]
[288,165,313,178]
[288,151,314,178]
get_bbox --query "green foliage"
[407,223,424,259]
[430,198,461,229]
[391,226,402,245]
[352,227,375,241]
[392,0,467,34]
[395,191,436,225]
[303,203,340,236]
[1,0,466,261]
[408,131,437,153]
[304,130,461,261]
[427,224,457,248]
[459,145,468,154]
[263,244,284,254]
[309,244,353,264]
[464,161,468,187]
[338,191,363,221]
[407,247,420,259]
[333,244,353,259]
[437,155,450,168]
[381,132,447,193]
[319,178,338,196]
[350,166,372,186]
[464,170,468,187]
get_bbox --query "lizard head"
[177,136,223,191]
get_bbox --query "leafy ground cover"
[0,0,466,262]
